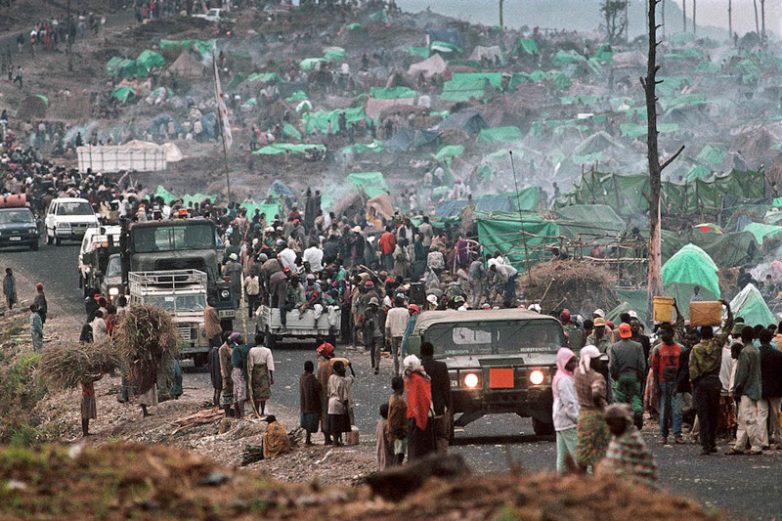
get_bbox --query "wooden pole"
[509,151,533,285]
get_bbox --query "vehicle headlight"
[529,369,545,386]
[220,289,230,298]
[109,287,119,296]
[463,373,480,389]
[28,227,37,234]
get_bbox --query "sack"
[346,425,360,445]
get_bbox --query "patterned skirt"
[250,363,272,401]
[577,407,609,470]
[231,368,247,402]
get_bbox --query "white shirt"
[385,307,409,338]
[247,345,275,371]
[244,275,260,296]
[278,248,297,271]
[303,246,324,273]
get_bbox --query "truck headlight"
[529,369,545,386]
[109,287,119,296]
[463,373,480,389]
[220,289,230,298]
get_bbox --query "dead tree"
[642,0,684,315]
[728,0,732,41]
[601,1,629,45]
[753,0,759,35]
[760,0,766,39]
[692,0,696,34]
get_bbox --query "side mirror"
[407,335,421,356]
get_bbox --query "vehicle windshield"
[141,293,206,312]
[131,223,215,253]
[424,320,564,356]
[0,209,34,224]
[57,201,93,216]
[106,257,122,277]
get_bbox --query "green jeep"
[407,309,563,436]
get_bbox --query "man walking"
[244,270,261,319]
[3,268,17,310]
[690,301,733,455]
[609,322,646,429]
[727,326,763,455]
[758,329,782,448]
[385,296,409,376]
[650,325,682,444]
[421,341,452,454]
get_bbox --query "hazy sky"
[674,0,781,35]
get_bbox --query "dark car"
[0,206,39,251]
[407,309,564,436]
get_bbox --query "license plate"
[218,310,235,318]
[489,368,514,389]
[8,237,21,241]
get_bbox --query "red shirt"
[651,342,682,383]
[378,231,396,255]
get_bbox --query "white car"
[45,198,99,246]
[193,8,223,22]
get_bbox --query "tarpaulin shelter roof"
[302,107,367,134]
[434,188,540,218]
[369,86,418,99]
[137,50,165,69]
[554,204,626,240]
[435,111,488,135]
[167,51,204,78]
[427,27,464,48]
[111,86,136,103]
[407,53,447,79]
[441,77,492,102]
[476,213,559,271]
[469,46,503,64]
[514,38,538,55]
[247,72,283,83]
[662,244,721,314]
[742,222,782,244]
[252,143,325,155]
[159,39,215,59]
[433,145,464,162]
[477,126,521,143]
[385,128,440,152]
[346,172,389,198]
[267,180,295,200]
[695,144,727,167]
[729,283,775,327]
[341,140,384,155]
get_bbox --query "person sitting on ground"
[598,403,658,486]
[262,415,291,459]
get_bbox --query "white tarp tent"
[77,141,166,173]
[468,45,503,64]
[407,53,448,79]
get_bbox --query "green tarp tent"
[476,214,559,271]
[341,140,385,155]
[662,244,721,317]
[253,143,326,155]
[154,186,177,203]
[729,284,775,327]
[345,172,388,198]
[452,72,504,90]
[477,126,521,143]
[137,50,165,69]
[111,86,136,103]
[286,90,308,103]
[300,58,326,71]
[409,47,430,58]
[240,202,281,221]
[441,77,494,102]
[282,123,302,141]
[742,223,782,244]
[433,145,464,162]
[430,41,462,54]
[515,38,538,55]
[323,46,346,62]
[159,39,215,59]
[247,72,282,83]
[620,122,679,138]
[369,86,418,99]
[302,107,367,134]
[555,204,626,242]
[696,144,726,167]
[346,22,363,31]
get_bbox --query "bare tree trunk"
[728,0,732,41]
[499,0,504,30]
[760,0,765,39]
[625,1,630,43]
[661,0,665,37]
[692,0,696,34]
[682,0,686,32]
[753,0,759,34]
[67,0,73,72]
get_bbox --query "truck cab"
[128,270,209,365]
[407,309,563,436]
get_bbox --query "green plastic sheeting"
[511,187,541,212]
[562,170,767,218]
[240,202,281,221]
[729,284,775,328]
[300,58,326,71]
[137,50,165,69]
[662,93,707,111]
[515,38,538,55]
[323,46,346,62]
[247,72,282,83]
[433,145,464,162]
[552,49,586,66]
[430,41,462,53]
[346,172,388,198]
[441,77,492,102]
[286,90,308,102]
[227,73,246,90]
[35,94,48,107]
[159,39,215,59]
[346,22,363,30]
[253,143,325,155]
[453,72,504,90]
[592,44,613,63]
[555,204,626,241]
[477,126,521,143]
[282,123,302,141]
[111,86,136,103]
[154,186,177,203]
[341,140,384,155]
[106,57,136,77]
[742,223,782,244]
[368,9,388,22]
[302,107,367,135]
[696,144,726,167]
[409,47,430,58]
[369,86,418,99]
[662,244,721,315]
[476,214,560,271]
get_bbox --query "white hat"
[628,310,638,319]
[529,304,541,313]
[593,308,605,318]
[229,253,238,261]
[403,354,423,373]
[352,226,362,233]
[426,294,438,304]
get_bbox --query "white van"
[44,198,99,245]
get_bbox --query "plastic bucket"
[653,296,674,324]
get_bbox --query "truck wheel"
[193,354,208,369]
[54,231,61,246]
[532,417,555,436]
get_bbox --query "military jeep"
[407,309,563,436]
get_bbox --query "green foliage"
[0,351,48,445]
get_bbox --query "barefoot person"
[248,333,275,417]
[299,360,322,445]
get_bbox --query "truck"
[406,308,563,437]
[255,304,340,348]
[128,270,210,365]
[78,225,121,298]
[119,218,237,330]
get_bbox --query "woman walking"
[574,345,609,472]
[553,347,579,473]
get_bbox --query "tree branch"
[660,145,685,171]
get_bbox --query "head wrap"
[578,344,600,375]
[552,347,576,402]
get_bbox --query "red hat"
[385,277,394,284]
[559,309,571,321]
[35,283,44,291]
[618,323,633,339]
[316,342,335,358]
[408,304,420,315]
